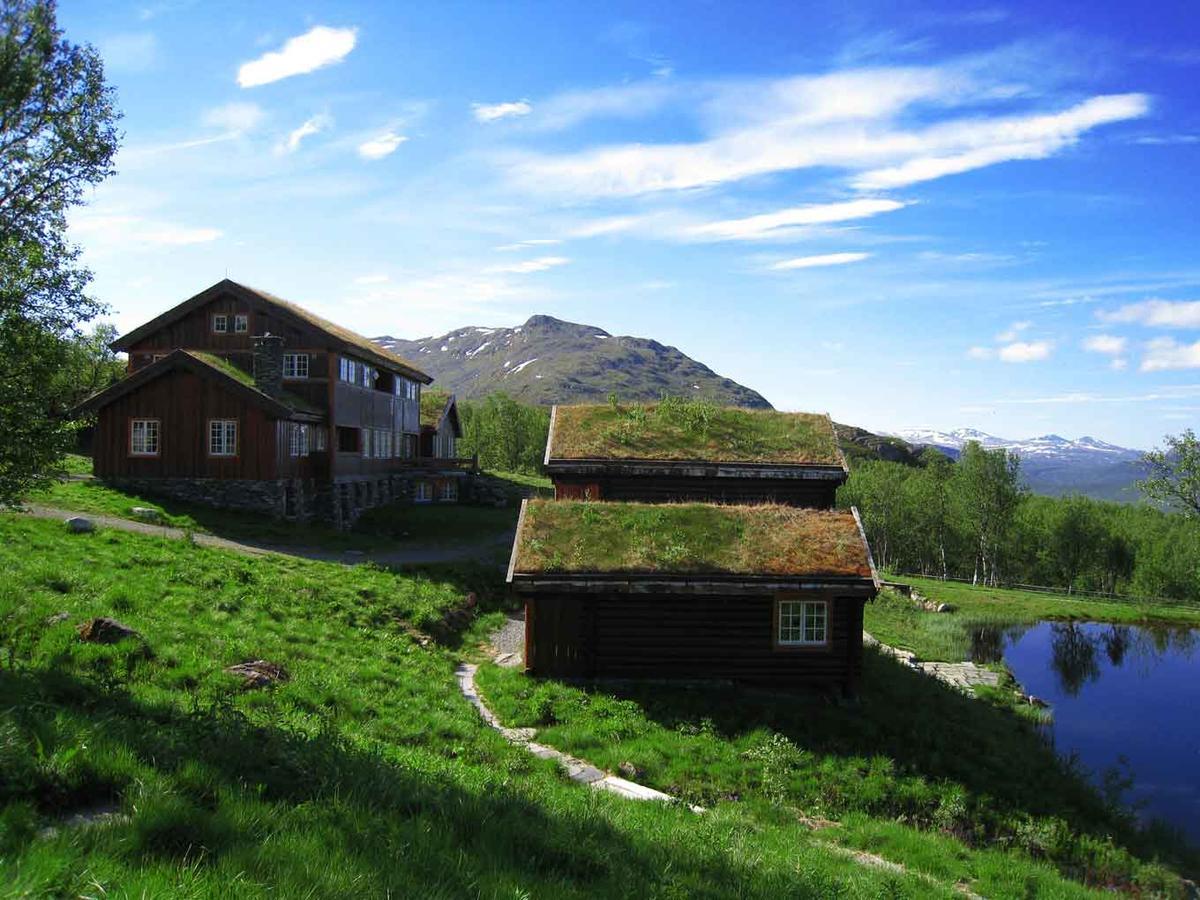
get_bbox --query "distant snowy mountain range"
[887,428,1148,500]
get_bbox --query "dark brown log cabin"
[544,403,848,507]
[508,500,879,695]
[78,279,438,525]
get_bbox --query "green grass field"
[2,513,972,898]
[865,576,1200,663]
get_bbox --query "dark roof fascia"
[72,350,314,421]
[505,499,529,584]
[851,505,882,589]
[543,458,850,481]
[509,572,878,595]
[111,279,433,383]
[444,395,462,438]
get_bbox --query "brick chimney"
[252,333,284,398]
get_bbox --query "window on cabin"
[208,419,237,457]
[289,424,309,457]
[311,427,328,451]
[234,314,249,333]
[212,314,228,333]
[361,428,371,458]
[438,480,457,502]
[130,419,159,456]
[336,426,359,453]
[777,600,828,646]
[413,481,431,503]
[283,353,309,379]
[404,434,418,459]
[396,378,419,401]
[360,364,374,389]
[339,357,356,383]
[151,354,166,363]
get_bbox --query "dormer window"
[213,314,228,333]
[234,314,248,333]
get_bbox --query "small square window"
[777,599,828,647]
[130,419,159,456]
[438,481,458,502]
[234,314,249,333]
[413,481,432,503]
[209,419,237,457]
[212,314,228,333]
[283,353,309,379]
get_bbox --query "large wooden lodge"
[509,402,878,694]
[77,279,473,525]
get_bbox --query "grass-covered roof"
[187,351,322,416]
[511,500,874,579]
[420,389,453,428]
[549,401,842,466]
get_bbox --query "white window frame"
[361,427,371,458]
[776,599,829,648]
[413,481,432,503]
[339,356,356,383]
[208,419,238,457]
[151,353,166,363]
[374,428,390,459]
[283,353,309,379]
[438,480,458,502]
[398,378,418,401]
[233,314,249,333]
[289,424,309,457]
[129,419,160,457]
[212,314,228,334]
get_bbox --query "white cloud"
[473,100,532,122]
[495,239,563,251]
[770,252,869,270]
[1111,357,1128,370]
[353,273,390,285]
[996,320,1031,342]
[567,216,645,238]
[687,198,906,241]
[1099,299,1200,328]
[487,256,570,274]
[278,114,331,154]
[237,26,357,88]
[1082,334,1127,355]
[509,58,1149,197]
[358,132,408,160]
[967,346,995,360]
[70,213,221,248]
[1141,337,1200,371]
[202,102,263,133]
[998,340,1053,362]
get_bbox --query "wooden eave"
[508,572,879,596]
[72,349,323,423]
[110,279,433,383]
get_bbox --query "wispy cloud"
[495,239,563,251]
[996,320,1031,342]
[358,132,408,160]
[97,32,159,72]
[278,114,331,154]
[686,198,906,241]
[1142,337,1200,371]
[201,102,263,133]
[970,339,1054,362]
[1099,298,1200,328]
[487,256,570,274]
[770,252,869,270]
[70,212,221,249]
[353,273,389,285]
[473,100,532,122]
[237,26,357,88]
[1082,334,1127,354]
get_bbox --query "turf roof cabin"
[79,279,437,526]
[508,500,879,694]
[544,402,849,507]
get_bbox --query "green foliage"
[1140,429,1200,518]
[840,444,1200,602]
[0,0,121,503]
[456,393,550,474]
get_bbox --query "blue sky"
[59,0,1200,449]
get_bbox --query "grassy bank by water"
[865,577,1200,663]
[1,513,963,898]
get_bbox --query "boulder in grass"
[130,507,162,522]
[77,617,140,644]
[64,516,94,533]
[225,659,289,689]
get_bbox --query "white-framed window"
[396,378,419,401]
[129,419,160,456]
[405,434,417,459]
[438,480,458,502]
[311,427,327,452]
[339,356,357,383]
[777,599,828,647]
[289,424,309,457]
[234,314,249,333]
[393,430,405,458]
[283,353,309,379]
[360,427,371,458]
[413,481,432,503]
[212,314,228,334]
[374,428,391,459]
[360,364,375,388]
[208,419,237,457]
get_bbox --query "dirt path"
[17,505,514,568]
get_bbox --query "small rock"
[77,617,140,644]
[618,761,645,780]
[225,659,289,689]
[130,507,161,522]
[64,516,94,533]
[936,603,957,614]
[45,612,71,626]
[464,592,478,609]
[1027,695,1049,708]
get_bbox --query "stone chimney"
[252,333,284,398]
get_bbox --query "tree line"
[839,442,1200,602]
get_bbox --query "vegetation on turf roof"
[420,388,452,428]
[513,500,873,577]
[549,399,842,466]
[188,351,321,415]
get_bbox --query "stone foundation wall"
[104,476,298,521]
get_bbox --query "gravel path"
[17,505,515,569]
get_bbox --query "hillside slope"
[375,315,771,408]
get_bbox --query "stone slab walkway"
[455,663,698,809]
[864,632,1001,690]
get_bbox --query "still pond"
[971,620,1200,843]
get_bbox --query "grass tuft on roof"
[513,500,873,578]
[420,389,452,428]
[186,351,321,416]
[550,400,842,466]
